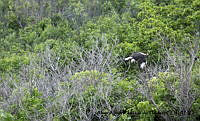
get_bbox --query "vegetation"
[0,0,199,120]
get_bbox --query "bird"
[124,52,148,69]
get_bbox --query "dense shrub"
[0,0,199,120]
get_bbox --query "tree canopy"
[0,0,199,120]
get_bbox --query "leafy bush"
[0,110,15,121]
[13,88,46,121]
[0,0,199,120]
[0,54,29,72]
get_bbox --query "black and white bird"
[124,52,148,69]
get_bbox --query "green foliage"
[76,14,120,48]
[0,54,29,72]
[148,72,178,110]
[71,70,110,89]
[0,0,199,120]
[14,88,46,121]
[191,98,200,118]
[0,110,15,121]
[136,101,155,121]
[137,101,153,113]
[118,113,132,121]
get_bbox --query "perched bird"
[125,52,148,69]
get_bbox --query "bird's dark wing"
[131,52,147,61]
